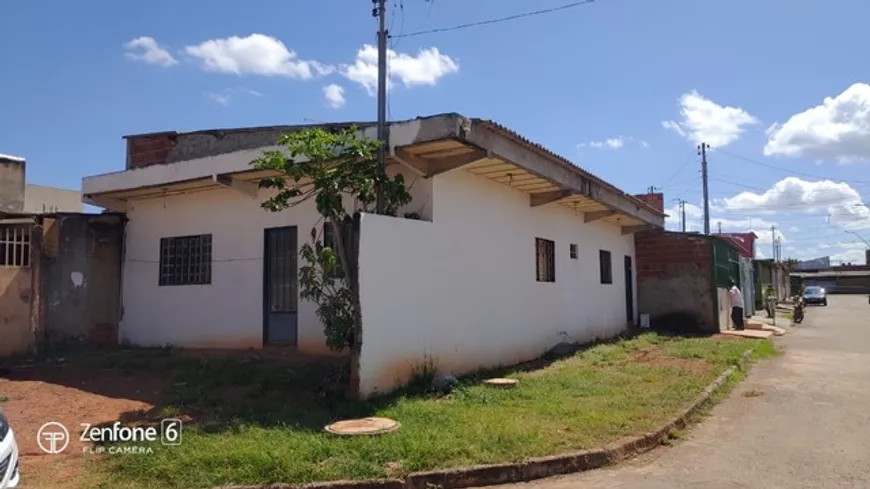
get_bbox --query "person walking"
[729,280,745,331]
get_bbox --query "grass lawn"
[81,333,775,489]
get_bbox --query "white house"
[81,113,665,396]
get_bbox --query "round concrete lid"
[483,378,519,388]
[324,417,401,436]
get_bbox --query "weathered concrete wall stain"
[42,214,124,345]
[0,267,33,357]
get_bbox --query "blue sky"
[2,0,870,263]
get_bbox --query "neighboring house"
[0,153,84,214]
[80,113,665,396]
[24,184,84,213]
[635,231,742,334]
[790,270,870,294]
[0,212,124,358]
[753,259,790,305]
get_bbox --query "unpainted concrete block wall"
[41,214,124,345]
[635,232,717,333]
[0,158,25,213]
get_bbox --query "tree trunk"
[331,215,364,398]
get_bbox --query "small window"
[536,238,555,282]
[0,224,31,267]
[159,234,212,286]
[322,222,345,279]
[569,243,578,260]
[599,249,613,284]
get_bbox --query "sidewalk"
[750,307,792,328]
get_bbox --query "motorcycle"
[793,297,805,324]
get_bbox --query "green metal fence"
[711,238,740,287]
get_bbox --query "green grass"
[82,333,775,489]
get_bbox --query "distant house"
[753,259,790,305]
[24,184,83,213]
[0,154,83,214]
[80,113,665,396]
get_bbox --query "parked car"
[0,411,19,489]
[803,286,828,306]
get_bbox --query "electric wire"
[390,0,596,39]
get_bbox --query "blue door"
[263,226,298,345]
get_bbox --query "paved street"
[490,294,870,489]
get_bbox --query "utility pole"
[677,199,687,232]
[699,143,710,235]
[770,225,777,261]
[647,185,660,194]
[717,221,722,234]
[374,0,388,214]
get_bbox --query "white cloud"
[764,83,870,162]
[322,84,346,109]
[719,177,870,230]
[578,136,648,150]
[662,90,758,147]
[185,34,333,79]
[203,87,264,105]
[124,37,177,67]
[206,92,231,105]
[341,44,459,95]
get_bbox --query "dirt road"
[487,294,870,489]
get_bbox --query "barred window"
[536,238,555,282]
[599,249,613,284]
[0,225,30,267]
[159,234,212,286]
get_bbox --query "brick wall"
[635,232,718,333]
[633,192,664,213]
[636,232,712,280]
[126,133,177,169]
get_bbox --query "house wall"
[0,267,33,357]
[41,214,124,345]
[754,262,772,307]
[0,157,25,213]
[24,184,84,213]
[716,287,731,331]
[356,169,637,397]
[117,153,431,353]
[635,233,717,333]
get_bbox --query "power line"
[659,153,699,189]
[711,147,870,186]
[390,0,597,39]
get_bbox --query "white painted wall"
[357,169,636,397]
[119,152,431,353]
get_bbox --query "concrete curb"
[216,348,756,489]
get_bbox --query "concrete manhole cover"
[324,417,401,436]
[483,378,519,388]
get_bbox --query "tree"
[251,127,412,356]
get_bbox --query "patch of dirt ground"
[629,348,712,373]
[0,360,167,489]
